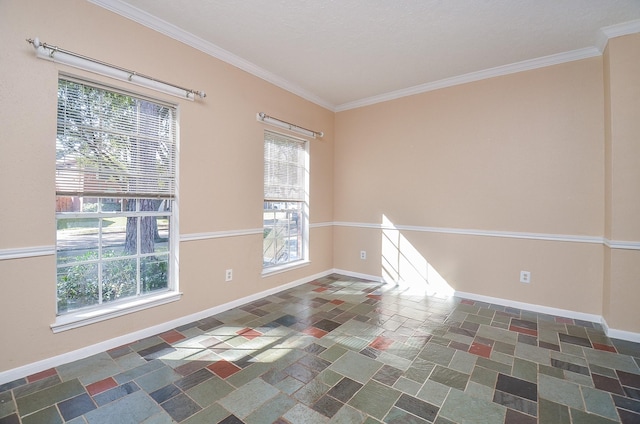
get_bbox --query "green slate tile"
[584,349,640,374]
[330,351,383,383]
[328,404,366,423]
[218,378,279,418]
[0,390,16,418]
[181,403,231,424]
[319,345,349,362]
[16,379,85,417]
[570,408,619,424]
[185,375,234,407]
[581,386,619,421]
[512,357,538,383]
[84,390,164,424]
[429,365,469,391]
[283,403,330,423]
[348,380,401,420]
[539,397,571,424]
[439,389,506,424]
[416,379,450,406]
[464,381,494,401]
[538,374,584,410]
[470,364,498,388]
[418,343,455,367]
[56,352,120,385]
[393,377,422,396]
[245,393,296,424]
[21,405,63,424]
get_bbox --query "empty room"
[1,1,640,423]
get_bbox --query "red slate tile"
[159,330,186,345]
[330,299,345,305]
[555,317,574,324]
[509,325,538,337]
[27,368,58,383]
[370,336,394,351]
[86,377,118,396]
[593,343,617,353]
[313,287,328,292]
[303,327,328,339]
[207,360,242,379]
[469,342,492,358]
[366,294,382,301]
[237,328,262,340]
[460,299,475,305]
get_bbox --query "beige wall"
[0,0,334,372]
[603,34,640,332]
[1,0,638,377]
[334,58,607,317]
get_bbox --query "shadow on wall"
[381,215,454,298]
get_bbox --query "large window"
[55,77,177,314]
[263,131,308,269]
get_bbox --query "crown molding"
[335,47,600,111]
[87,0,336,111]
[596,19,640,52]
[89,1,640,113]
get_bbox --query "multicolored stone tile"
[2,274,640,423]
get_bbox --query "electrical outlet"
[225,269,233,282]
[360,250,366,260]
[520,271,531,284]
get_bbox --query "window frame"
[262,130,310,275]
[52,76,181,331]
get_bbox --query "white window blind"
[56,78,177,198]
[264,130,306,201]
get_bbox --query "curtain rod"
[26,37,206,101]
[257,112,323,139]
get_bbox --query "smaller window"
[263,131,308,269]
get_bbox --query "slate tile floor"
[2,274,640,423]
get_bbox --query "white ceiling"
[92,0,640,111]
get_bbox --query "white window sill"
[262,260,310,277]
[51,291,182,333]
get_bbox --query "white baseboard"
[455,290,640,344]
[331,268,385,283]
[601,318,640,344]
[0,269,333,386]
[454,290,603,323]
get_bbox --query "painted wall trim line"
[0,245,55,261]
[604,239,640,251]
[0,268,335,386]
[333,221,605,245]
[310,222,333,228]
[180,228,263,242]
[4,223,639,260]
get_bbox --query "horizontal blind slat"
[264,130,305,201]
[56,78,176,198]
